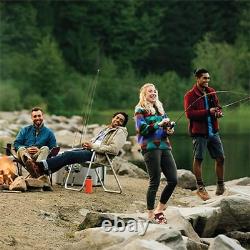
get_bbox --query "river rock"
[177,206,221,237]
[177,169,197,190]
[9,176,27,191]
[209,234,245,250]
[119,239,172,250]
[213,196,250,233]
[112,157,147,178]
[64,224,186,250]
[226,177,250,186]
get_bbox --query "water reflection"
[171,134,250,185]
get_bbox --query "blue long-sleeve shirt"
[14,124,57,151]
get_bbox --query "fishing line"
[71,69,100,148]
[222,96,250,108]
[64,70,100,188]
[171,90,249,127]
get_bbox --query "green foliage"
[0,81,21,111]
[193,34,236,90]
[0,1,41,52]
[234,39,250,91]
[235,3,250,91]
[32,36,65,92]
[23,94,47,111]
[192,33,249,94]
[95,58,139,110]
[0,1,249,116]
[30,36,66,112]
[143,71,188,111]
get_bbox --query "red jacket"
[184,84,221,136]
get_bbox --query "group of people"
[14,68,225,225]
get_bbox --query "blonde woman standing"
[134,83,177,224]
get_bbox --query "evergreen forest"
[0,0,249,115]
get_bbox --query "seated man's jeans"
[45,149,93,174]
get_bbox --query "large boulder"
[177,206,221,237]
[9,176,27,192]
[62,224,187,250]
[119,239,172,250]
[112,157,148,178]
[177,169,197,190]
[209,234,245,250]
[167,208,201,242]
[226,177,250,186]
[213,196,250,233]
[54,130,81,148]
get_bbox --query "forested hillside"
[0,0,249,115]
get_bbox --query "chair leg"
[49,173,53,186]
[64,153,96,192]
[64,164,83,191]
[94,166,122,194]
[95,154,122,194]
[17,162,22,176]
[64,153,122,194]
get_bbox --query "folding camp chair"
[4,143,24,176]
[4,144,60,185]
[64,151,122,194]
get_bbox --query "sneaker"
[216,184,225,195]
[25,159,44,178]
[196,186,210,201]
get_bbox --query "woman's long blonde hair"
[135,83,165,115]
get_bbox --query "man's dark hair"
[112,112,129,127]
[31,107,44,113]
[194,68,209,78]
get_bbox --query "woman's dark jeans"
[143,149,177,210]
[46,149,93,173]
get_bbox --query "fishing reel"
[169,121,176,129]
[214,107,224,118]
[159,118,176,129]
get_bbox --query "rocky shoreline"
[62,177,250,250]
[0,110,249,249]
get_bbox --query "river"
[170,133,250,185]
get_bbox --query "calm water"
[170,134,250,185]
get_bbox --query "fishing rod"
[65,69,100,187]
[79,69,100,144]
[71,69,100,148]
[222,96,250,108]
[169,90,250,128]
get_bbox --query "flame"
[0,156,16,185]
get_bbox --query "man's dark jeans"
[46,149,93,173]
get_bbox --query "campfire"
[0,155,52,192]
[0,155,17,188]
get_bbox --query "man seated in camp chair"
[25,112,128,178]
[13,107,57,167]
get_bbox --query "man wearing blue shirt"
[14,107,57,165]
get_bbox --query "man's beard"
[34,121,43,128]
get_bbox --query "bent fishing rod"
[169,90,250,128]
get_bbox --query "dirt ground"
[0,174,196,250]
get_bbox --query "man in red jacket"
[184,68,225,201]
